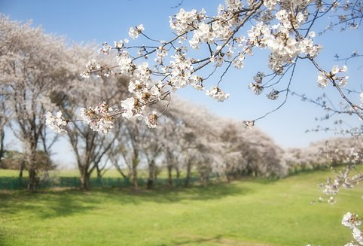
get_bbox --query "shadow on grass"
[170,235,224,246]
[0,230,6,246]
[169,234,272,246]
[0,182,253,219]
[108,181,253,204]
[0,189,99,219]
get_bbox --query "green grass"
[0,170,362,246]
[0,169,29,177]
[0,169,121,178]
[0,168,195,181]
[0,168,181,178]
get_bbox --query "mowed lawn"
[0,170,362,246]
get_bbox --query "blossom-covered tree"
[0,16,74,191]
[51,60,126,190]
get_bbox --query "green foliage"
[0,170,362,246]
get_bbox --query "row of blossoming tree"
[1,14,354,191]
[0,15,290,192]
[2,0,363,244]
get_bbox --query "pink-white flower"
[353,228,363,245]
[342,212,361,229]
[45,111,67,133]
[242,120,254,129]
[129,24,144,39]
[206,86,229,102]
[317,72,329,88]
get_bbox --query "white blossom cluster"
[342,212,362,229]
[317,65,348,88]
[266,89,279,100]
[80,102,115,134]
[99,42,112,55]
[128,24,144,39]
[169,8,206,35]
[45,111,68,133]
[169,51,194,88]
[114,38,129,49]
[322,168,363,197]
[120,97,159,128]
[249,72,265,95]
[205,86,230,102]
[353,227,363,246]
[342,212,363,245]
[80,59,111,78]
[145,111,158,128]
[319,147,363,198]
[247,6,321,74]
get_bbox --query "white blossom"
[190,75,205,91]
[266,89,279,100]
[249,83,264,95]
[80,102,114,134]
[225,0,243,11]
[170,8,206,35]
[210,55,224,67]
[99,42,112,55]
[242,120,254,129]
[327,196,336,204]
[317,72,329,88]
[121,97,137,119]
[342,212,361,229]
[117,50,134,76]
[340,76,349,86]
[45,111,67,133]
[232,53,245,69]
[353,228,363,245]
[344,243,359,246]
[145,111,158,128]
[129,24,144,39]
[331,65,340,75]
[206,86,230,102]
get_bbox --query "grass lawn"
[0,168,183,179]
[0,169,122,178]
[0,170,362,246]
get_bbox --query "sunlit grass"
[0,169,29,177]
[0,169,362,246]
[0,168,195,179]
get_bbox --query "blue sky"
[2,0,363,166]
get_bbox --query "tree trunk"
[96,164,102,178]
[80,171,91,190]
[27,147,37,192]
[0,128,4,164]
[19,161,25,179]
[147,159,155,189]
[176,167,180,179]
[131,157,138,189]
[28,168,37,192]
[185,161,192,187]
[167,164,173,187]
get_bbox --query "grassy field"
[0,170,362,246]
